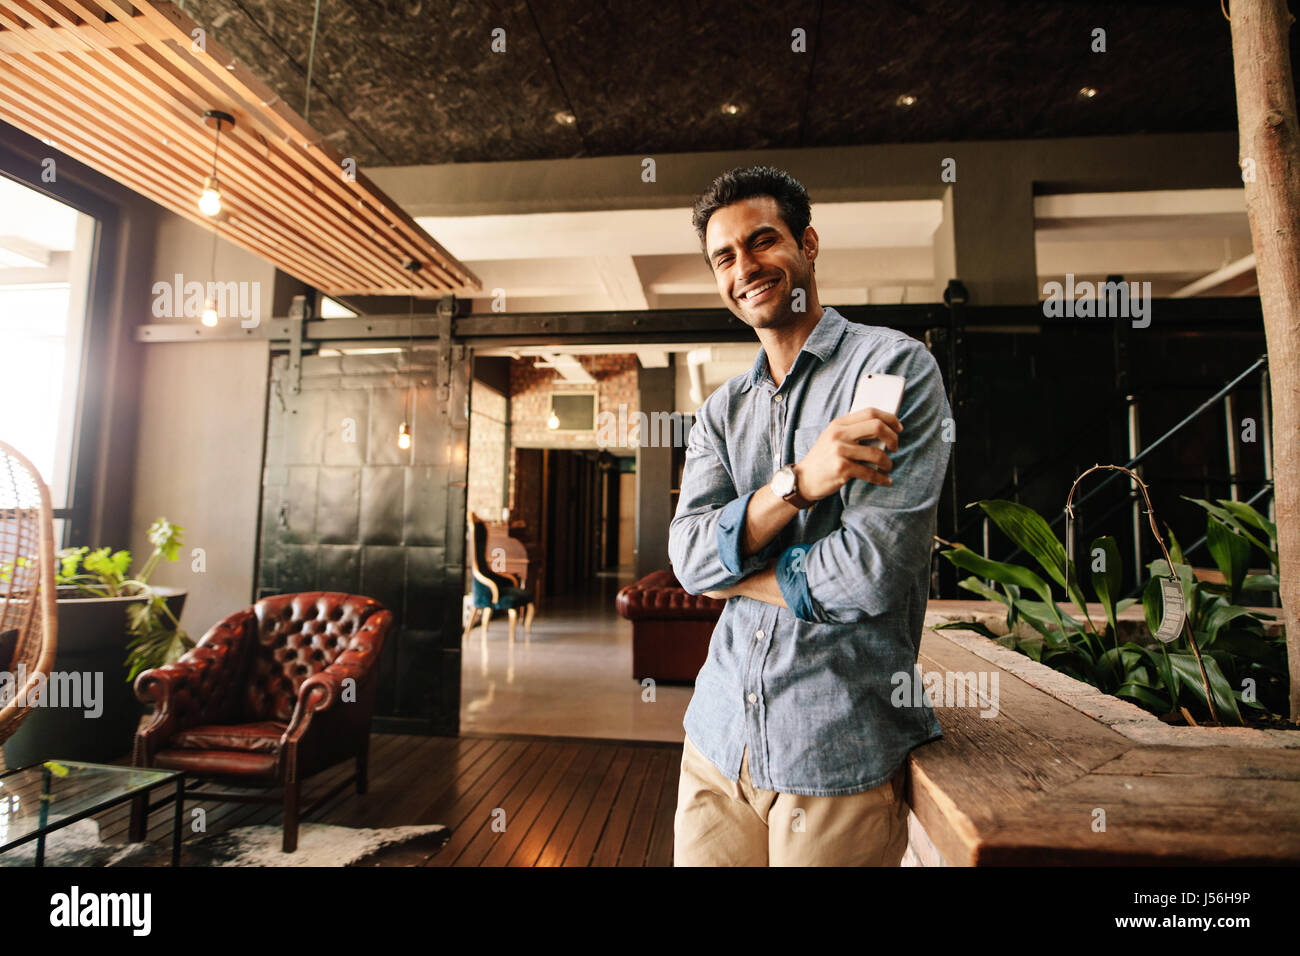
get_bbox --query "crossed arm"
[700,484,797,606]
[668,342,950,624]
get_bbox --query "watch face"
[771,466,794,496]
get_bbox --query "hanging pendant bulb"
[201,296,219,327]
[397,421,412,450]
[547,411,560,430]
[198,175,223,217]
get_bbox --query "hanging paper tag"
[1152,577,1185,643]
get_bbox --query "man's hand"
[703,565,788,608]
[793,407,901,501]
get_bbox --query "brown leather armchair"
[616,570,725,682]
[131,592,392,852]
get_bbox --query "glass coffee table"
[0,760,184,866]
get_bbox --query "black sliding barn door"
[255,344,470,735]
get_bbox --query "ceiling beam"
[1170,253,1258,299]
[592,255,649,310]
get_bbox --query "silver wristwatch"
[770,464,811,509]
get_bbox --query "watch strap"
[778,465,811,510]
[782,488,812,510]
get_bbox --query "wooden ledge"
[907,601,1300,865]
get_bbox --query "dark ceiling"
[176,0,1292,167]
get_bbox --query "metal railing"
[985,355,1272,589]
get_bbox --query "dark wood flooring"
[89,733,683,866]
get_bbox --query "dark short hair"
[691,166,812,255]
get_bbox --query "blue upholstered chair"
[465,513,535,641]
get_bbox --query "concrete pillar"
[635,358,675,578]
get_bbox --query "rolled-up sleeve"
[668,396,780,594]
[776,342,951,623]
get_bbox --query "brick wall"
[506,353,639,511]
[468,379,507,522]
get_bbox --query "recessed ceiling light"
[1078,87,1098,100]
[554,110,576,126]
[721,102,743,116]
[895,94,917,108]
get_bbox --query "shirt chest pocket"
[794,423,826,461]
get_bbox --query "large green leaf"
[1166,525,1187,566]
[974,499,1089,614]
[1016,599,1083,634]
[933,620,1004,641]
[1168,652,1243,725]
[1243,573,1279,593]
[1205,518,1251,605]
[1098,645,1145,674]
[1011,598,1086,650]
[941,546,1057,609]
[1217,499,1277,549]
[1089,535,1122,634]
[1142,576,1163,639]
[956,576,1008,605]
[1117,681,1173,712]
[1183,497,1277,566]
[1202,603,1264,646]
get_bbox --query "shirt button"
[747,693,758,704]
[755,629,764,640]
[773,394,783,403]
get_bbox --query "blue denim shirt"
[668,306,950,796]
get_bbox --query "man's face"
[704,195,816,330]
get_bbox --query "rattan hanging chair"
[0,441,57,749]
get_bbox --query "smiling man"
[668,166,952,866]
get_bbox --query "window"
[0,175,96,519]
[549,392,597,431]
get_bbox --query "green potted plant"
[3,518,194,767]
[933,480,1286,729]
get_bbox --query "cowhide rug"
[0,818,449,867]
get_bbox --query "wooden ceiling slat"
[122,43,429,292]
[61,0,440,294]
[94,40,405,291]
[11,0,95,51]
[0,13,137,52]
[93,0,476,292]
[0,77,360,291]
[0,17,372,290]
[105,12,459,295]
[0,0,480,297]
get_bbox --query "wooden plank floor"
[85,733,683,867]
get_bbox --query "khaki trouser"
[673,734,911,866]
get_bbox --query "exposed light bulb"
[398,421,412,450]
[201,297,219,327]
[199,175,223,216]
[547,412,560,430]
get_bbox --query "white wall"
[128,212,273,636]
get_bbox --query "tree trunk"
[1229,0,1300,722]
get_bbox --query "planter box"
[897,599,1298,866]
[3,587,186,768]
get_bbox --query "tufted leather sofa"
[131,592,392,852]
[615,569,726,682]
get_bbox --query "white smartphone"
[850,372,906,452]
